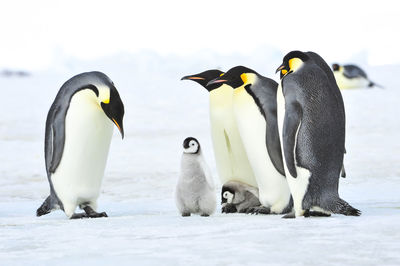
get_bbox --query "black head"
[221,185,235,204]
[206,66,258,89]
[100,85,125,139]
[276,50,310,79]
[332,63,340,71]
[182,137,200,154]
[181,69,224,92]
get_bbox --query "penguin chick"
[332,63,383,89]
[175,137,216,217]
[221,181,261,214]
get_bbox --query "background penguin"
[181,71,257,187]
[332,63,383,89]
[221,181,261,213]
[36,71,124,219]
[175,137,216,216]
[276,50,360,218]
[207,66,292,215]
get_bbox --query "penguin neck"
[209,84,233,108]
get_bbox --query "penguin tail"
[36,196,53,217]
[323,196,361,216]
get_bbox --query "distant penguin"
[181,71,257,188]
[276,51,360,218]
[221,181,261,213]
[207,66,292,215]
[175,137,216,217]
[36,71,124,219]
[332,63,382,89]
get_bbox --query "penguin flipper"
[45,105,67,174]
[282,102,303,178]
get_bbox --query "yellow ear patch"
[240,73,248,84]
[288,58,304,72]
[103,98,110,104]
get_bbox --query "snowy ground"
[0,52,399,265]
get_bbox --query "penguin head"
[276,50,310,79]
[221,186,234,204]
[100,84,125,139]
[206,66,258,90]
[332,63,340,71]
[182,137,200,154]
[181,69,224,92]
[69,71,125,139]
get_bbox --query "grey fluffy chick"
[175,137,216,217]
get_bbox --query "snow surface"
[0,52,399,265]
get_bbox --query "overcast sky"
[0,0,399,70]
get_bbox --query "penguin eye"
[223,192,228,198]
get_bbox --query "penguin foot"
[246,206,271,215]
[70,212,89,219]
[222,203,237,213]
[83,206,108,218]
[200,213,210,217]
[304,209,331,217]
[181,212,191,217]
[282,211,296,219]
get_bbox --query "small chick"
[221,181,261,214]
[175,137,216,217]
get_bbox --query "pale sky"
[0,0,399,70]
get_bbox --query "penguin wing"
[342,65,368,79]
[280,81,303,178]
[45,103,68,175]
[248,78,285,176]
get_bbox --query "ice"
[0,52,399,265]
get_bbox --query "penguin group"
[182,50,361,218]
[36,50,360,219]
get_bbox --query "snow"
[1,52,400,265]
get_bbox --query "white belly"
[209,85,257,187]
[233,88,291,213]
[51,90,113,216]
[276,83,310,217]
[334,72,369,89]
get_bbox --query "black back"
[281,52,345,195]
[342,64,368,79]
[245,76,285,176]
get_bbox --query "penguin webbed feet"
[221,203,237,213]
[70,206,108,219]
[281,210,296,219]
[245,205,271,215]
[304,209,331,217]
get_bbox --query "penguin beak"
[206,78,228,87]
[276,64,285,74]
[181,75,205,81]
[112,118,124,139]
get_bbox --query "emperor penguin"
[332,63,382,89]
[221,181,261,214]
[36,71,124,219]
[276,50,360,218]
[207,66,292,215]
[175,137,216,217]
[181,70,257,188]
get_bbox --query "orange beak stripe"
[112,118,121,131]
